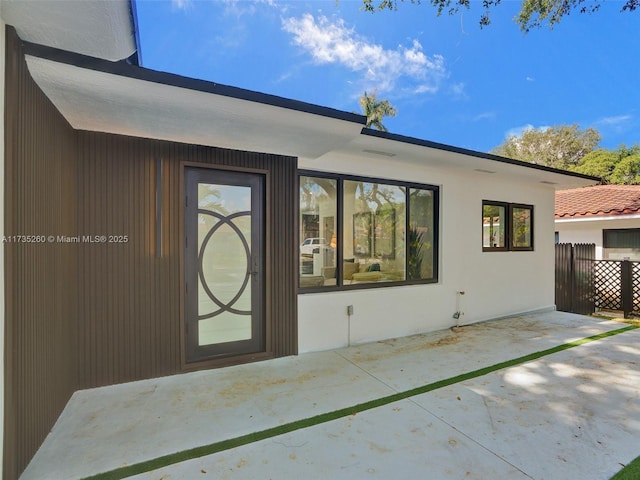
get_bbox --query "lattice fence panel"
[633,262,640,316]
[594,260,622,311]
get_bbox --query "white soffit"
[316,131,599,190]
[1,0,135,61]
[25,56,365,158]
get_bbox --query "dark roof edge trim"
[21,39,367,125]
[128,0,142,66]
[361,128,602,182]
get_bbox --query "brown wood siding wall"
[76,134,298,388]
[76,134,181,386]
[4,27,79,479]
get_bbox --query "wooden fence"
[555,243,595,315]
[555,243,640,318]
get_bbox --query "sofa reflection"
[299,258,404,288]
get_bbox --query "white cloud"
[595,114,632,126]
[593,114,635,135]
[210,1,284,52]
[449,82,467,99]
[281,13,446,95]
[473,111,496,122]
[526,76,535,82]
[171,0,192,11]
[505,124,550,138]
[507,124,534,137]
[218,0,283,18]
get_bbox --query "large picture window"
[299,176,338,288]
[482,201,534,252]
[299,172,438,290]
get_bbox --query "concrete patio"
[20,311,640,480]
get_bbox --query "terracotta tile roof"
[555,185,640,218]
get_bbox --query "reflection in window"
[603,228,640,260]
[299,176,337,287]
[409,189,436,280]
[343,181,406,284]
[483,202,506,250]
[300,173,438,289]
[483,201,534,252]
[512,206,533,249]
[197,184,252,345]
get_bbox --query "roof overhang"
[22,42,366,159]
[309,129,600,190]
[1,0,136,61]
[17,37,602,187]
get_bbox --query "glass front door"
[185,167,264,363]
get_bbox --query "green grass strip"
[84,324,638,480]
[611,455,640,480]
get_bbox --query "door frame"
[180,162,273,370]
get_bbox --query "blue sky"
[135,0,639,154]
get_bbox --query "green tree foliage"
[360,0,638,32]
[359,91,397,132]
[491,124,601,170]
[569,149,618,179]
[517,0,638,32]
[572,145,640,184]
[610,154,640,184]
[407,226,424,280]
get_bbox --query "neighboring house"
[0,2,598,478]
[555,185,640,260]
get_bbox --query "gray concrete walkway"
[21,311,640,479]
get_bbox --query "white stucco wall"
[298,155,556,353]
[555,216,640,260]
[1,18,6,475]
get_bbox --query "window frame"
[299,170,439,292]
[603,228,640,248]
[510,203,534,251]
[482,200,509,252]
[482,200,534,252]
[602,228,640,260]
